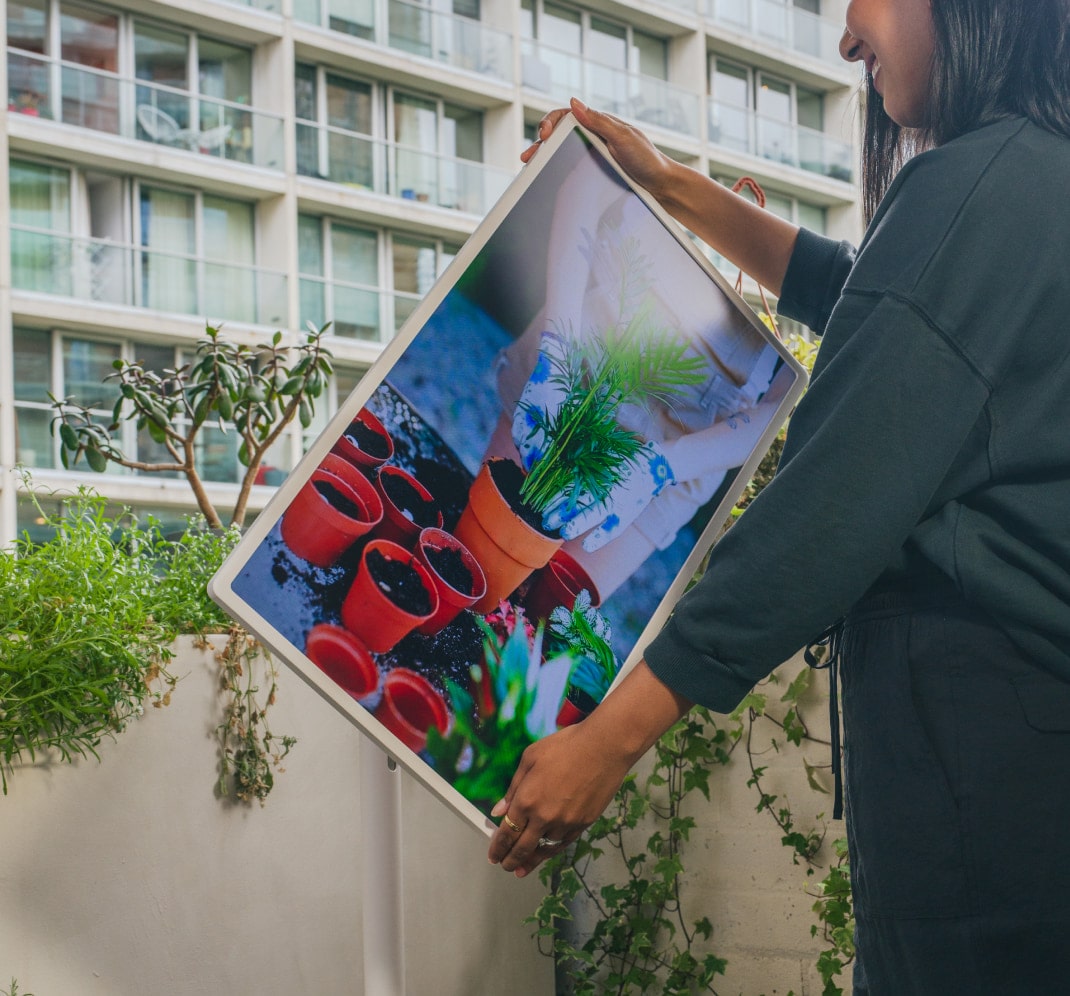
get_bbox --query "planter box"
[0,636,551,995]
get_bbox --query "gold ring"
[503,814,524,833]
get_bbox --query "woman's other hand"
[520,98,677,203]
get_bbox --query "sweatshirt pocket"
[1013,672,1070,732]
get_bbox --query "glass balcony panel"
[393,292,420,334]
[299,276,327,331]
[712,0,752,31]
[61,62,119,132]
[11,228,72,295]
[711,0,846,63]
[332,284,382,341]
[756,0,790,47]
[204,260,258,324]
[196,423,241,484]
[709,99,751,154]
[14,407,55,469]
[8,50,53,118]
[327,128,376,187]
[142,250,197,314]
[757,116,795,166]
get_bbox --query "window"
[392,90,483,205]
[298,215,381,341]
[9,160,72,294]
[710,57,826,169]
[298,215,460,341]
[295,63,375,186]
[7,0,50,117]
[59,2,120,131]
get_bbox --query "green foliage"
[811,838,855,996]
[427,613,574,813]
[518,287,705,518]
[546,589,620,704]
[50,323,334,528]
[214,626,296,806]
[0,487,182,792]
[2,980,34,996]
[530,708,730,995]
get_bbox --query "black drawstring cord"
[805,621,844,820]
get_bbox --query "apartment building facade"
[1,0,860,544]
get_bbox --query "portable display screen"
[209,115,808,836]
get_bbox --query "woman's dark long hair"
[861,0,1070,222]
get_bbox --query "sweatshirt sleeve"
[777,228,856,334]
[642,290,991,713]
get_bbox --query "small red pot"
[525,548,602,621]
[414,527,488,635]
[556,696,589,728]
[281,454,384,567]
[374,668,450,753]
[304,624,379,700]
[331,407,394,474]
[341,538,439,653]
[373,465,443,550]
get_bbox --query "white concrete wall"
[0,636,551,996]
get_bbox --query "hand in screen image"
[487,144,791,601]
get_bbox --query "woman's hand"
[486,720,633,878]
[521,98,678,204]
[487,659,693,878]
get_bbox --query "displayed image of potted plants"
[524,547,601,622]
[341,538,440,652]
[373,667,451,754]
[545,590,621,727]
[414,527,487,635]
[425,609,575,816]
[304,624,380,700]
[331,406,394,474]
[455,305,705,612]
[281,453,384,567]
[373,464,444,550]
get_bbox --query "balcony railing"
[10,226,288,326]
[709,98,854,182]
[296,121,513,214]
[293,0,513,83]
[709,0,845,63]
[7,49,284,170]
[521,41,701,140]
[300,277,418,343]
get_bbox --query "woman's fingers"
[519,106,578,162]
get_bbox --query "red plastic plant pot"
[373,667,450,754]
[341,538,440,653]
[414,527,488,635]
[330,407,394,474]
[524,548,602,622]
[280,454,384,567]
[304,624,380,700]
[372,465,443,550]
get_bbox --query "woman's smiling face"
[840,0,936,128]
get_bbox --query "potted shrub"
[455,311,704,611]
[544,589,620,727]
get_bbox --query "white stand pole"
[360,745,406,996]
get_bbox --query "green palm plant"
[517,301,706,520]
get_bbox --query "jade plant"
[49,323,334,529]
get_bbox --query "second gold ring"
[503,814,524,833]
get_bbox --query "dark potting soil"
[346,417,391,458]
[489,458,554,535]
[425,545,473,594]
[383,472,438,527]
[367,549,432,615]
[315,479,366,520]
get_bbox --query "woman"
[488,0,1070,990]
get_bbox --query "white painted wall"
[0,636,551,996]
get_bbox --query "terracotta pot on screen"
[373,465,443,550]
[524,548,602,622]
[304,624,379,699]
[414,527,487,635]
[452,458,562,614]
[280,453,383,567]
[341,538,439,652]
[331,407,394,474]
[374,668,450,753]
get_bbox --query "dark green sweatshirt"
[645,116,1070,713]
